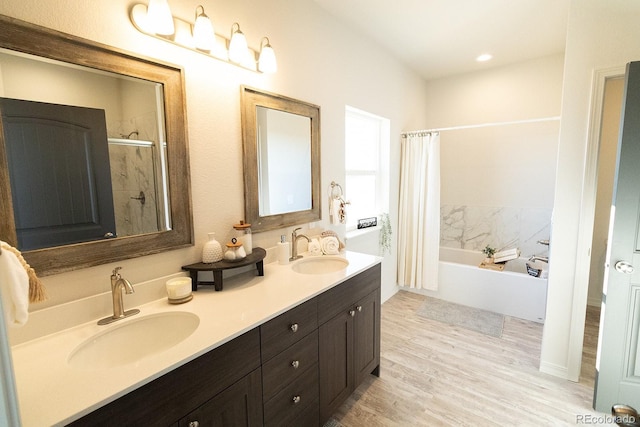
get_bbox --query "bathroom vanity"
[10,252,381,426]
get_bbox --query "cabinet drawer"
[263,364,319,427]
[317,263,381,324]
[262,330,318,401]
[261,298,318,361]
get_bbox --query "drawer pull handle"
[293,395,301,404]
[357,305,362,312]
[189,421,200,427]
[349,309,356,317]
[290,323,299,332]
[291,360,300,369]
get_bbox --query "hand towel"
[0,243,30,326]
[308,238,322,256]
[320,236,340,255]
[329,197,341,225]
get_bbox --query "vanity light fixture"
[130,2,277,73]
[258,37,277,73]
[476,53,493,62]
[228,22,249,64]
[192,5,214,51]
[146,0,175,35]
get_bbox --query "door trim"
[568,65,625,381]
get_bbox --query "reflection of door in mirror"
[0,98,116,250]
[0,49,169,249]
[256,106,312,216]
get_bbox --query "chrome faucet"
[290,227,311,261]
[98,267,140,325]
[528,255,549,263]
[528,238,550,263]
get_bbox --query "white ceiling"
[312,0,571,80]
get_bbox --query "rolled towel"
[320,236,340,255]
[0,243,30,326]
[308,238,322,256]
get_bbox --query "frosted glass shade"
[258,44,277,73]
[228,29,249,64]
[193,13,214,51]
[147,0,174,35]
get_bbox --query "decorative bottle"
[202,232,223,263]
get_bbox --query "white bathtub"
[431,247,548,323]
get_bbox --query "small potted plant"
[482,245,496,264]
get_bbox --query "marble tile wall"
[109,144,159,237]
[441,204,551,258]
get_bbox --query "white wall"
[0,1,427,316]
[542,0,640,381]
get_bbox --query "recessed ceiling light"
[476,54,493,62]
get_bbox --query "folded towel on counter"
[308,238,322,256]
[0,242,30,326]
[320,236,340,255]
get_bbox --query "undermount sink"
[292,256,349,275]
[68,311,199,369]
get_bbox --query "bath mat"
[323,418,345,427]
[416,297,504,338]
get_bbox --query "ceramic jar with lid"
[233,220,252,255]
[224,237,247,261]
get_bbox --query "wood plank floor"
[331,291,615,426]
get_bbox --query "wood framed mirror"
[0,15,193,275]
[241,86,321,233]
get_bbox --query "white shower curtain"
[397,132,440,290]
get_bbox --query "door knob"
[615,261,635,274]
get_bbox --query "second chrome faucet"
[290,227,311,261]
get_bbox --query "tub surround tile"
[441,204,552,257]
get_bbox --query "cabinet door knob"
[349,309,356,317]
[291,360,300,369]
[356,305,362,312]
[292,395,301,404]
[290,323,299,332]
[189,421,200,427]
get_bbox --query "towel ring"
[330,181,343,198]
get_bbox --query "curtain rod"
[401,116,561,137]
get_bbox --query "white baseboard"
[539,360,570,380]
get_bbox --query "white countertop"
[10,251,381,426]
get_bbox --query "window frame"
[344,106,390,232]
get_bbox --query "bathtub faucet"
[529,255,549,263]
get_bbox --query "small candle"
[166,277,192,300]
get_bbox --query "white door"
[594,61,640,412]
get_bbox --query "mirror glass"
[0,49,170,250]
[0,15,193,275]
[241,87,320,232]
[256,106,312,216]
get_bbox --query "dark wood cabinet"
[69,264,381,427]
[353,290,381,385]
[68,329,262,427]
[317,264,381,424]
[179,368,263,427]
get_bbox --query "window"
[344,106,390,231]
